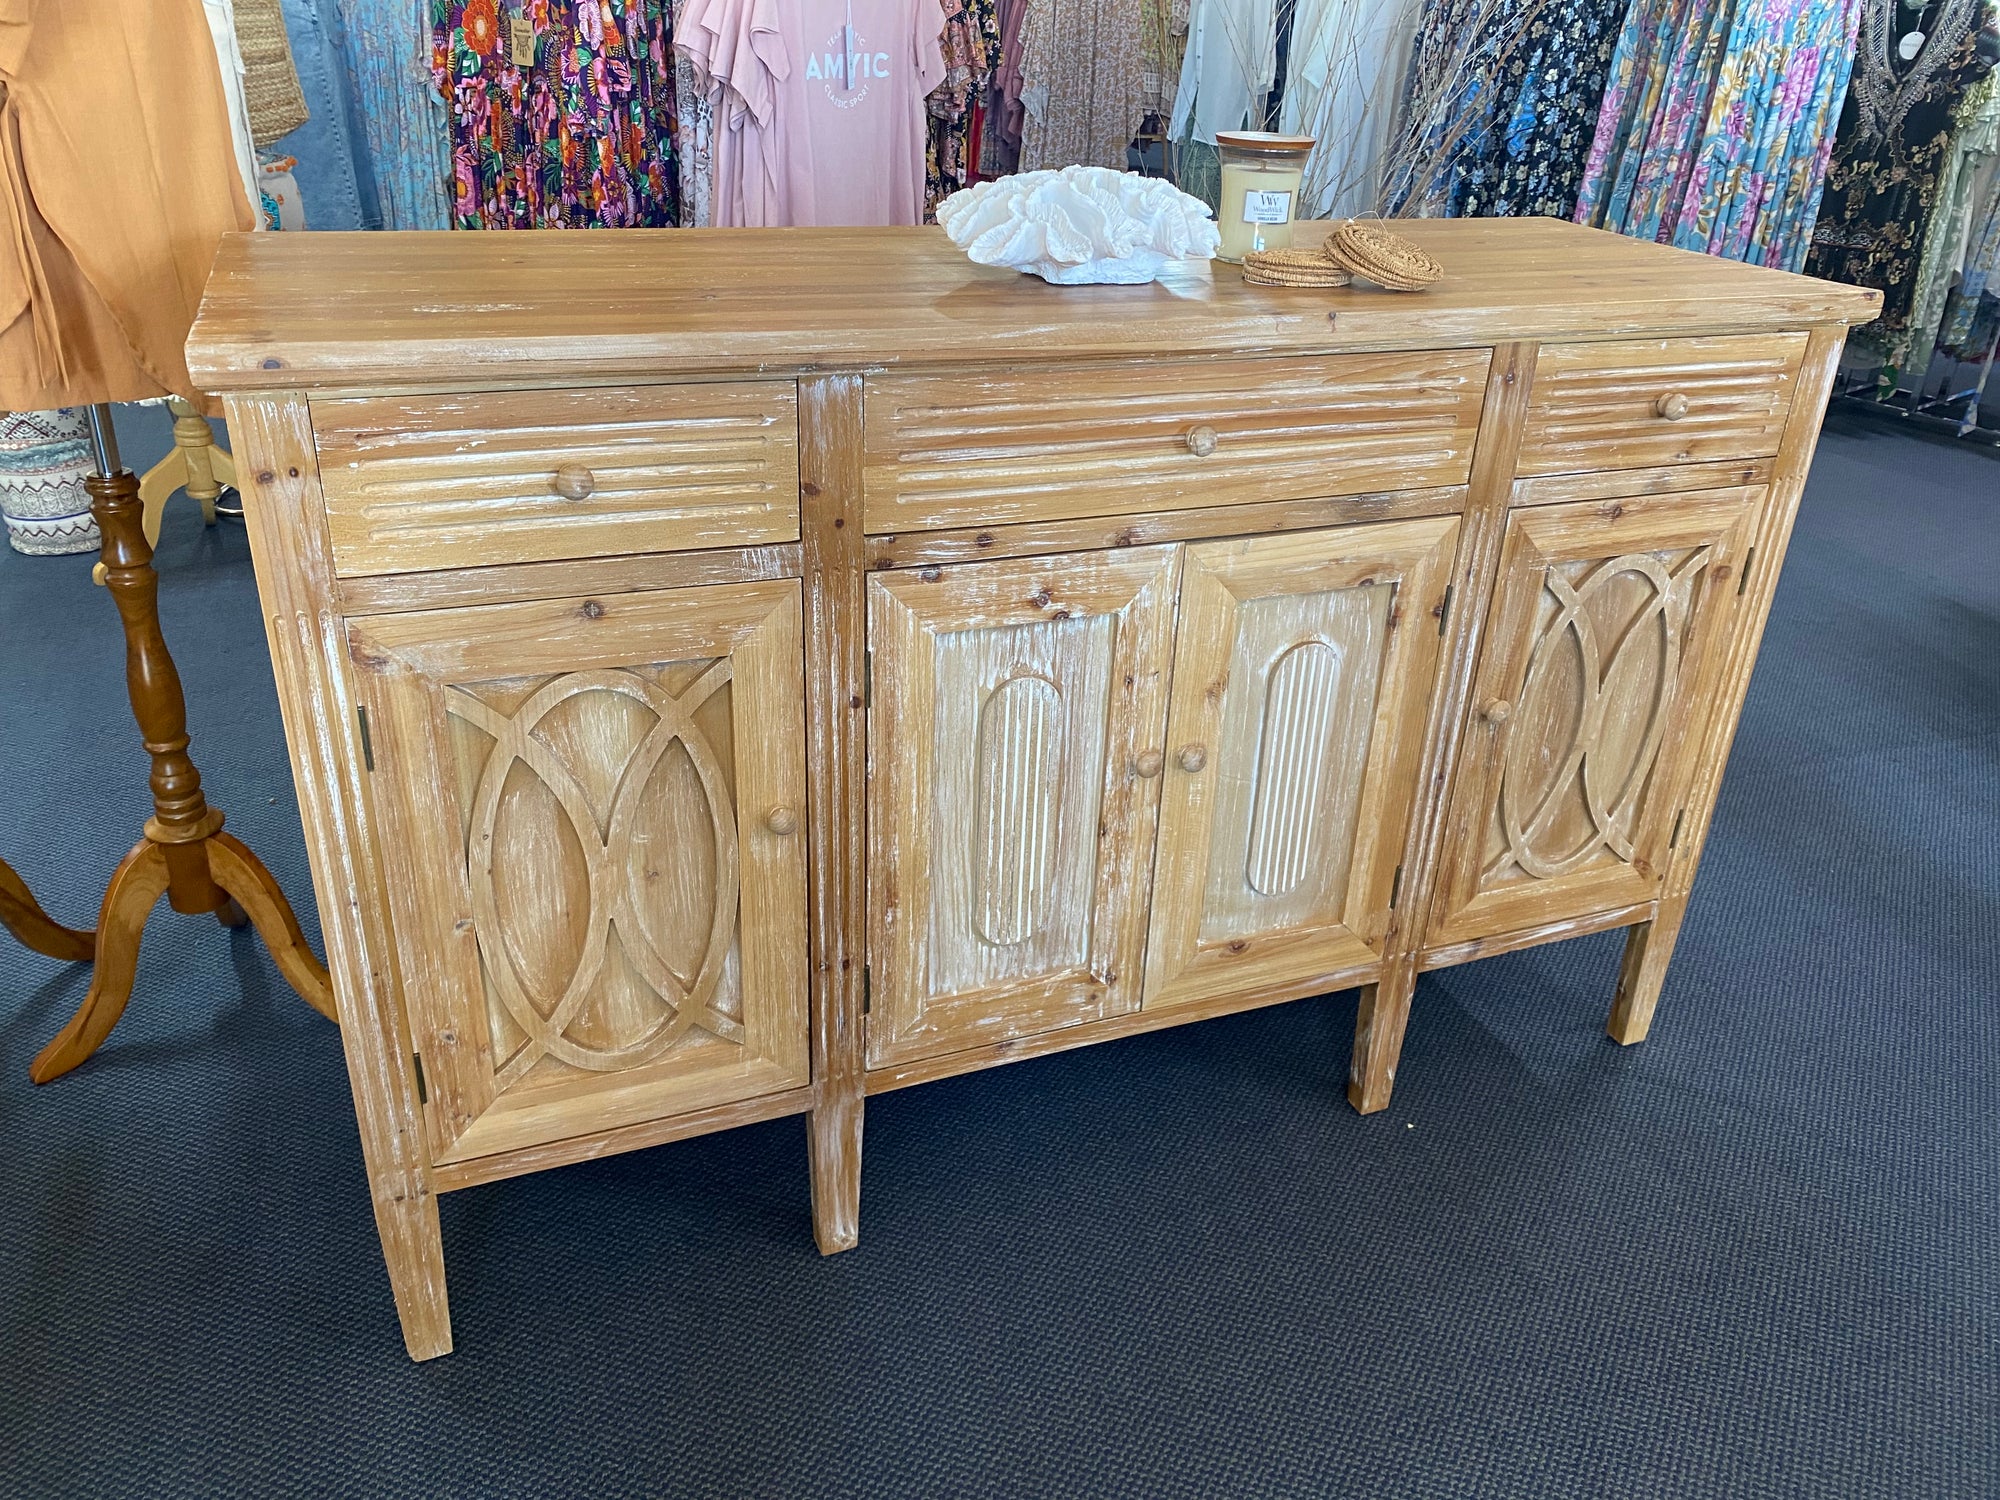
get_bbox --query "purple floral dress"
[433,0,680,229]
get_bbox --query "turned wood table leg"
[0,856,95,963]
[1607,894,1691,1045]
[32,409,334,1083]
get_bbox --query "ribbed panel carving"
[1519,334,1807,477]
[1245,641,1343,898]
[314,383,800,575]
[862,351,1491,531]
[973,673,1065,946]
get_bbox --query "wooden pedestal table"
[29,406,336,1085]
[186,218,1882,1358]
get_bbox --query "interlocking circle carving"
[1492,549,1709,881]
[449,664,741,1086]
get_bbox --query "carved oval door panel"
[866,547,1180,1068]
[1142,518,1460,1013]
[1426,489,1760,953]
[348,580,810,1167]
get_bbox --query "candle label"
[1241,190,1294,226]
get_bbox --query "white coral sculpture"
[937,166,1220,286]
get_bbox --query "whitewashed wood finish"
[1427,489,1759,949]
[347,581,810,1167]
[1518,334,1808,477]
[313,384,800,576]
[861,351,1492,533]
[223,392,454,1362]
[867,547,1179,1067]
[1143,518,1460,1013]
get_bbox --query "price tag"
[509,7,537,66]
[1242,190,1293,226]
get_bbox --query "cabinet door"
[1427,489,1760,949]
[1143,518,1460,1012]
[866,547,1180,1068]
[347,580,810,1167]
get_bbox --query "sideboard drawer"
[862,351,1491,534]
[312,383,800,577]
[1517,333,1808,477]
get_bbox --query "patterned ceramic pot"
[0,408,98,556]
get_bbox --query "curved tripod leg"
[207,832,336,1023]
[0,856,95,963]
[30,841,170,1083]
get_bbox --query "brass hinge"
[861,966,872,1015]
[357,705,375,772]
[1738,547,1755,597]
[1390,864,1404,908]
[411,1051,429,1106]
[1438,583,1454,636]
[1669,809,1685,849]
[863,650,873,707]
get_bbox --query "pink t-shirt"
[680,0,947,228]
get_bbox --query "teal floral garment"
[339,0,454,228]
[1574,0,1866,273]
[433,0,679,229]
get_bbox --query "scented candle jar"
[1215,132,1314,263]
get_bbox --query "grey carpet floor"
[0,415,1994,1498]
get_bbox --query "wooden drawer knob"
[1177,743,1208,773]
[552,463,597,501]
[1135,749,1165,779]
[1484,700,1513,725]
[1655,392,1691,421]
[765,806,799,836]
[1185,424,1220,458]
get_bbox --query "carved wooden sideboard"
[187,219,1879,1358]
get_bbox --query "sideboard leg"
[371,1176,453,1361]
[1607,896,1690,1045]
[1348,958,1417,1115]
[808,1087,863,1254]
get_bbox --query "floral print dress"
[433,0,680,228]
[1450,0,1628,220]
[1574,0,1867,273]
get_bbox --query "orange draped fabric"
[0,0,253,411]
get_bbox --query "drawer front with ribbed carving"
[1518,334,1808,478]
[861,351,1492,534]
[313,383,799,577]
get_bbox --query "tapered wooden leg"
[207,831,337,1021]
[0,856,95,963]
[29,842,171,1083]
[1348,956,1418,1115]
[367,1171,453,1361]
[808,1087,863,1254]
[1607,895,1690,1045]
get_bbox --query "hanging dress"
[1806,0,2000,338]
[925,0,999,214]
[1018,0,1145,170]
[1277,0,1416,219]
[435,0,680,229]
[340,0,453,228]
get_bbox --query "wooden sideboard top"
[188,216,1881,393]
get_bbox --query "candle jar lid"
[1215,131,1316,159]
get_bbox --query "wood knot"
[976,532,996,548]
[920,566,942,582]
[1605,503,1625,520]
[1029,588,1053,609]
[578,599,606,619]
[801,480,823,498]
[1228,940,1249,954]
[256,470,276,486]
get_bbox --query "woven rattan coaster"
[1324,221,1445,292]
[1240,246,1354,288]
